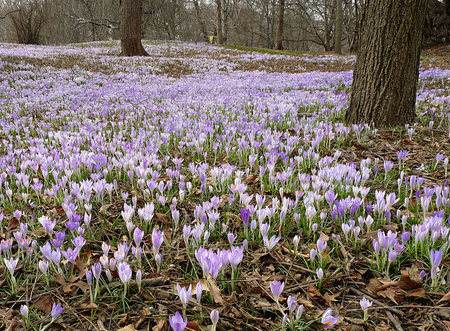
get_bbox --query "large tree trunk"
[216,0,223,44]
[193,0,208,42]
[335,0,343,54]
[345,0,428,127]
[274,0,285,50]
[120,0,148,56]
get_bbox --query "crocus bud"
[196,282,202,304]
[86,270,92,286]
[20,305,29,318]
[210,309,219,326]
[136,270,142,291]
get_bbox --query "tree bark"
[335,0,343,54]
[120,0,148,56]
[193,0,208,42]
[275,0,285,50]
[216,0,223,44]
[345,0,428,127]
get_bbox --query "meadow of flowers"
[1,40,450,331]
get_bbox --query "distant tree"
[345,0,428,127]
[216,0,223,44]
[120,0,148,56]
[8,0,50,44]
[274,0,285,50]
[335,0,342,54]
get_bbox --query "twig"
[387,311,404,331]
[0,9,20,19]
[349,286,403,316]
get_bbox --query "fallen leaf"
[324,290,342,305]
[437,290,450,304]
[35,294,53,313]
[207,274,224,304]
[306,284,328,306]
[118,313,130,326]
[152,319,166,331]
[298,298,314,308]
[117,325,136,331]
[7,218,19,230]
[186,321,201,331]
[156,212,169,222]
[54,273,66,286]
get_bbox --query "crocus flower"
[152,228,164,255]
[321,308,338,329]
[177,284,192,309]
[296,304,304,320]
[240,208,250,229]
[316,268,324,280]
[134,227,144,247]
[210,309,219,331]
[287,295,296,312]
[51,303,64,322]
[430,249,443,268]
[360,297,372,321]
[264,235,281,251]
[20,305,29,318]
[118,261,131,281]
[270,279,285,303]
[196,282,202,304]
[4,257,18,276]
[136,269,142,291]
[169,311,187,331]
[317,238,327,255]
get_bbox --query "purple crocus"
[62,247,78,264]
[264,235,281,251]
[169,311,187,331]
[240,208,250,229]
[51,303,64,322]
[176,284,192,309]
[210,309,219,331]
[134,227,144,247]
[152,228,164,256]
[321,308,339,329]
[430,249,443,268]
[270,279,285,303]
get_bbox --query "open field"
[1,41,450,331]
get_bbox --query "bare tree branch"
[0,8,20,20]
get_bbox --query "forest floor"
[0,41,450,331]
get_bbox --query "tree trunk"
[120,0,148,56]
[193,0,208,42]
[216,0,223,44]
[275,0,285,50]
[345,0,428,127]
[335,0,343,54]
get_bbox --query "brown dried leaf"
[156,212,169,222]
[298,298,315,308]
[324,290,342,305]
[134,308,151,329]
[7,218,19,230]
[244,174,258,184]
[54,273,66,286]
[437,290,450,304]
[377,287,403,305]
[152,319,166,331]
[34,294,53,313]
[207,274,224,304]
[117,325,136,331]
[186,322,201,331]
[118,313,130,326]
[306,284,328,306]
